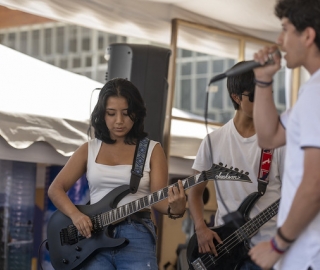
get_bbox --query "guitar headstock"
[206,163,252,183]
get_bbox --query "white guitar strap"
[257,149,274,196]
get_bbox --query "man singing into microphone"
[249,0,320,270]
[188,61,285,270]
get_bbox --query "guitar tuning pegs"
[224,164,228,167]
[230,166,233,170]
[219,162,223,166]
[245,172,249,175]
[240,170,243,174]
[234,168,239,172]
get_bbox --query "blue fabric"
[239,259,262,270]
[81,218,157,270]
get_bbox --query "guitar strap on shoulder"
[257,149,274,196]
[130,137,150,194]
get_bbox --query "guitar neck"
[99,172,204,226]
[97,163,250,227]
[235,198,280,242]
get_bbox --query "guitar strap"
[257,149,274,196]
[130,137,150,193]
[111,137,150,208]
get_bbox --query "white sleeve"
[299,89,320,148]
[192,134,213,172]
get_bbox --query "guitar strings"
[100,169,245,225]
[196,200,280,268]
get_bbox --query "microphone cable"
[204,84,254,248]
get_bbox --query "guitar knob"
[75,246,82,251]
[62,259,69,264]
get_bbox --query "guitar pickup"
[91,214,103,233]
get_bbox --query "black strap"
[130,137,150,194]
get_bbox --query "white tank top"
[86,138,158,208]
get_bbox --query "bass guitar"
[46,163,250,270]
[187,193,280,270]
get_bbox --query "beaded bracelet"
[270,237,288,254]
[254,78,273,88]
[277,227,295,243]
[167,206,186,219]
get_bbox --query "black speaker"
[105,43,171,144]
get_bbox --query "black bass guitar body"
[187,193,280,270]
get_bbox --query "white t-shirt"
[192,119,285,245]
[275,69,320,270]
[86,138,158,208]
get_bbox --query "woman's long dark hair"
[89,78,147,144]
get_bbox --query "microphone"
[208,50,281,85]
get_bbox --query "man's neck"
[233,111,255,138]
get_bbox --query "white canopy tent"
[0,0,286,175]
[0,44,214,174]
[0,0,281,47]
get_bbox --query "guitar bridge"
[191,258,207,270]
[60,225,78,245]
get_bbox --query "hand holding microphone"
[208,46,281,85]
[252,46,282,81]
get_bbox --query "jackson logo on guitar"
[187,194,280,270]
[46,163,251,270]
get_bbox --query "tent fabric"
[0,44,214,167]
[0,111,89,156]
[0,0,280,49]
[0,44,103,160]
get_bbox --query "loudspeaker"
[105,43,171,144]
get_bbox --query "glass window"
[60,58,68,69]
[196,78,207,109]
[85,57,92,67]
[56,27,64,54]
[31,30,39,56]
[99,54,106,64]
[45,28,52,55]
[108,35,117,45]
[181,79,191,110]
[212,60,224,73]
[196,61,207,74]
[8,33,16,49]
[82,38,90,51]
[69,26,77,53]
[98,34,104,50]
[72,57,81,68]
[181,49,192,58]
[20,32,28,54]
[181,62,192,76]
[210,80,224,109]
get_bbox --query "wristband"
[167,206,185,219]
[270,237,288,254]
[254,78,273,88]
[277,227,295,243]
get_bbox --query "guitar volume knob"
[62,259,69,264]
[76,246,82,251]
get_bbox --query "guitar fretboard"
[234,199,280,242]
[99,173,202,226]
[93,163,250,227]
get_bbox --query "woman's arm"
[48,142,92,238]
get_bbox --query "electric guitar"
[46,163,251,270]
[187,193,280,270]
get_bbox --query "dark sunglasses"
[241,92,254,102]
